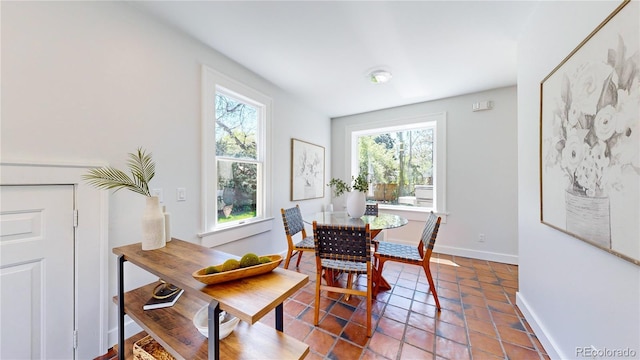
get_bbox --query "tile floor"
[256,252,549,360]
[96,251,549,360]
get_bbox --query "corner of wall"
[516,292,562,359]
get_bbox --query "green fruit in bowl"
[258,256,272,264]
[204,265,219,274]
[240,253,260,268]
[221,259,240,271]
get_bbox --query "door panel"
[1,185,75,360]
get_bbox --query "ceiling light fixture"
[368,69,392,84]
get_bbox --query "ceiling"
[132,1,538,118]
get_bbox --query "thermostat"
[472,101,493,112]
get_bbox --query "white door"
[1,185,75,360]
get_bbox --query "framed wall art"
[540,0,639,265]
[291,138,325,201]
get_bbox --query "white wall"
[331,86,519,264]
[517,2,640,359]
[1,1,330,352]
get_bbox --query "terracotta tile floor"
[257,252,549,360]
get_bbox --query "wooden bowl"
[192,255,282,285]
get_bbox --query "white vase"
[346,191,366,218]
[142,196,166,250]
[163,205,171,243]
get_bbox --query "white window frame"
[200,65,273,247]
[346,112,448,222]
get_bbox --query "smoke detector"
[368,70,392,84]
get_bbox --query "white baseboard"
[516,292,562,360]
[387,237,518,265]
[435,244,518,265]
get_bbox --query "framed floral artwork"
[291,138,325,201]
[540,0,639,265]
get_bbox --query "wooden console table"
[113,239,309,360]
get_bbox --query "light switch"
[177,188,187,202]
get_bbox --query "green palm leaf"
[127,148,155,196]
[83,148,155,196]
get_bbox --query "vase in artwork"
[565,190,611,249]
[142,196,166,250]
[346,191,366,218]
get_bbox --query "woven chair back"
[364,203,379,216]
[312,223,371,263]
[282,205,305,236]
[420,212,441,250]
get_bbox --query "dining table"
[303,210,408,294]
[304,211,408,237]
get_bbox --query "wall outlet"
[478,233,486,242]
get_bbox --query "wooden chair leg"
[295,250,304,268]
[423,264,441,310]
[366,275,372,337]
[284,249,294,269]
[314,271,322,325]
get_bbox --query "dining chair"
[280,205,316,269]
[364,202,383,246]
[365,203,379,216]
[312,221,374,337]
[373,211,442,310]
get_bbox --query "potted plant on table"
[82,147,167,250]
[327,173,369,218]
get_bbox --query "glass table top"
[304,211,408,230]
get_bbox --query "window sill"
[198,217,274,247]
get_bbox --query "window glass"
[357,127,434,208]
[215,94,258,160]
[348,112,446,216]
[213,91,261,226]
[216,160,258,224]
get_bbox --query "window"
[348,113,447,216]
[355,125,434,206]
[215,92,260,224]
[201,66,272,245]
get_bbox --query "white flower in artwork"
[296,148,322,187]
[593,105,617,141]
[561,133,587,172]
[569,61,614,117]
[575,140,609,196]
[544,36,640,197]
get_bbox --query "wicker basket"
[133,335,175,360]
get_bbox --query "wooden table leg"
[323,269,341,286]
[372,261,391,297]
[370,229,391,295]
[378,277,391,291]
